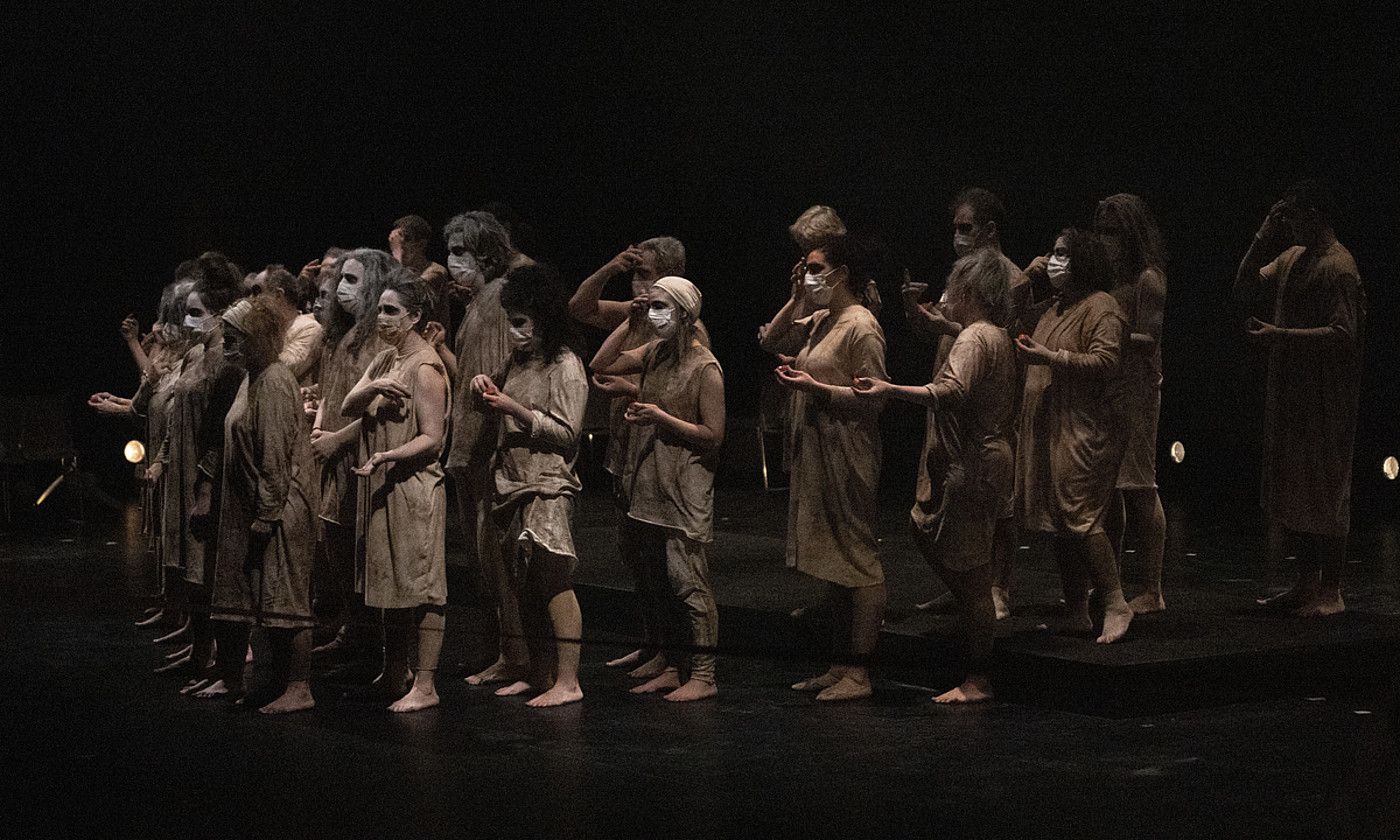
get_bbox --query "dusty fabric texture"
[490,348,589,564]
[1016,291,1127,536]
[779,305,887,588]
[136,361,181,568]
[623,518,718,683]
[1111,267,1166,490]
[446,277,512,470]
[1253,241,1365,535]
[603,316,711,477]
[316,330,385,525]
[280,312,324,386]
[210,364,317,628]
[419,261,451,328]
[353,345,450,609]
[623,342,723,544]
[911,321,1016,571]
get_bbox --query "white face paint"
[446,234,484,302]
[953,233,975,257]
[184,292,216,334]
[803,268,839,306]
[336,258,365,316]
[506,313,537,351]
[375,289,418,345]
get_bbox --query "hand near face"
[120,315,140,342]
[900,270,929,310]
[609,246,644,275]
[851,376,891,398]
[1025,254,1050,281]
[299,259,321,282]
[789,259,807,300]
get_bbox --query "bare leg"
[932,561,996,704]
[1049,535,1093,634]
[465,491,529,686]
[1083,532,1133,644]
[990,516,1017,620]
[528,590,584,708]
[1106,489,1127,569]
[1122,488,1167,613]
[260,628,315,714]
[818,583,883,702]
[389,606,443,712]
[1297,534,1347,617]
[196,622,249,698]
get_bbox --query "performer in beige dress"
[428,211,536,687]
[594,275,725,702]
[1234,180,1365,617]
[474,265,589,707]
[855,249,1016,704]
[1095,194,1169,614]
[345,268,450,713]
[201,297,319,713]
[760,235,888,701]
[1015,229,1133,644]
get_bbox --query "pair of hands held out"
[590,373,666,426]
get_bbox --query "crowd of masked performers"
[88,180,1365,712]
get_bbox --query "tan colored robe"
[160,334,225,583]
[1111,267,1166,490]
[491,349,589,563]
[446,277,512,472]
[280,313,324,387]
[354,345,450,609]
[1254,241,1365,535]
[317,329,385,525]
[624,341,723,543]
[211,364,317,628]
[912,321,1016,571]
[782,305,887,588]
[135,356,182,568]
[1017,291,1126,536]
[603,315,711,478]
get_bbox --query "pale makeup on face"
[337,259,365,315]
[375,289,419,345]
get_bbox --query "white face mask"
[1046,255,1070,289]
[376,310,416,345]
[803,269,838,306]
[507,316,536,351]
[184,313,215,334]
[336,280,361,315]
[647,305,678,338]
[953,233,975,257]
[448,253,482,285]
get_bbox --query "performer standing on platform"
[903,188,1034,620]
[1234,180,1365,617]
[474,265,589,706]
[206,296,319,713]
[1015,229,1133,644]
[346,269,451,712]
[594,275,725,702]
[1095,194,1169,614]
[568,236,709,680]
[429,211,536,687]
[761,235,888,701]
[854,249,1015,703]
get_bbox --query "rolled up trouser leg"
[661,527,717,684]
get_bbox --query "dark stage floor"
[2,496,1398,839]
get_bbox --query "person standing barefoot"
[346,270,451,713]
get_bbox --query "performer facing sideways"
[854,249,1016,704]
[345,268,451,713]
[206,296,319,714]
[761,234,888,701]
[1234,180,1365,617]
[902,187,1034,620]
[1015,229,1133,644]
[569,236,710,679]
[1095,194,1169,614]
[593,275,725,702]
[472,264,589,707]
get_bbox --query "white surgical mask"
[376,310,415,344]
[508,322,535,350]
[1046,255,1070,289]
[336,280,361,315]
[448,253,482,285]
[803,269,838,306]
[953,233,975,257]
[184,313,215,334]
[647,306,678,338]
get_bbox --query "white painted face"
[1047,237,1070,290]
[645,288,680,339]
[184,291,216,334]
[446,232,484,302]
[336,258,366,316]
[375,289,419,345]
[506,311,538,352]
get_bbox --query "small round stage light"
[1384,456,1399,481]
[1169,441,1186,464]
[124,440,146,464]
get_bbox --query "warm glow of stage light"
[124,440,146,464]
[1384,456,1399,481]
[1170,441,1186,464]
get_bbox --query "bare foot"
[1295,590,1345,617]
[494,680,534,697]
[934,676,993,704]
[259,684,315,715]
[605,649,648,669]
[791,668,844,692]
[991,586,1012,621]
[1257,585,1317,610]
[154,652,191,674]
[665,679,717,702]
[179,677,211,696]
[816,675,873,702]
[387,685,439,713]
[153,618,190,645]
[166,643,193,661]
[194,679,238,699]
[1097,604,1133,644]
[135,609,166,627]
[628,653,668,680]
[527,683,583,708]
[464,658,527,686]
[916,591,958,613]
[1127,590,1166,614]
[631,669,682,694]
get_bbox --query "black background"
[5,3,1397,509]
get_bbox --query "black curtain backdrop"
[5,3,1397,509]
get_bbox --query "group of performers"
[87,180,1365,712]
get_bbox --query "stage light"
[1384,456,1398,481]
[1170,441,1186,464]
[124,440,146,464]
